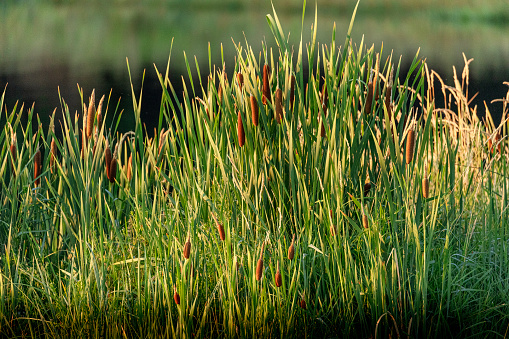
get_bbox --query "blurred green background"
[1,0,508,134]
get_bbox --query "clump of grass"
[0,1,508,338]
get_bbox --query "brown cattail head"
[173,286,180,305]
[262,64,270,105]
[211,211,226,241]
[86,90,96,139]
[422,177,429,199]
[183,237,191,259]
[406,128,415,165]
[108,157,117,183]
[299,296,307,310]
[105,145,112,180]
[250,95,259,127]
[362,214,369,229]
[288,234,295,260]
[50,138,57,174]
[290,75,296,111]
[422,166,430,199]
[275,88,283,123]
[10,143,16,173]
[218,223,225,241]
[237,72,244,91]
[237,110,245,147]
[275,261,282,287]
[363,182,372,197]
[365,81,373,115]
[34,149,42,187]
[256,243,265,281]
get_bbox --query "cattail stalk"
[183,237,191,259]
[109,157,117,183]
[362,214,369,229]
[250,95,259,126]
[275,261,282,287]
[288,234,295,260]
[406,128,416,165]
[211,212,225,241]
[262,64,270,105]
[237,110,245,147]
[174,286,180,305]
[256,242,265,281]
[236,72,244,91]
[422,166,430,199]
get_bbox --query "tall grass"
[0,1,508,337]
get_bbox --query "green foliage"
[0,1,508,338]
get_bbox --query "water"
[1,1,508,137]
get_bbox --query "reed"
[109,157,117,183]
[275,261,282,287]
[183,237,191,259]
[256,242,265,281]
[406,127,416,164]
[250,94,259,126]
[262,64,270,105]
[237,110,245,147]
[288,234,295,260]
[86,89,95,139]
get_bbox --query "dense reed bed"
[0,2,508,338]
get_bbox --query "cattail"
[290,74,296,111]
[288,234,295,260]
[365,81,373,115]
[237,110,245,147]
[250,95,259,126]
[109,157,117,183]
[299,296,307,310]
[34,149,42,187]
[406,128,415,165]
[363,182,372,196]
[275,261,282,287]
[211,212,226,241]
[275,88,283,123]
[126,153,133,181]
[256,242,265,281]
[10,143,16,173]
[362,214,369,229]
[237,72,244,91]
[86,90,95,139]
[422,166,430,199]
[50,138,57,174]
[262,64,270,105]
[183,237,191,259]
[173,286,180,305]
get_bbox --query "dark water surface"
[1,1,508,136]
